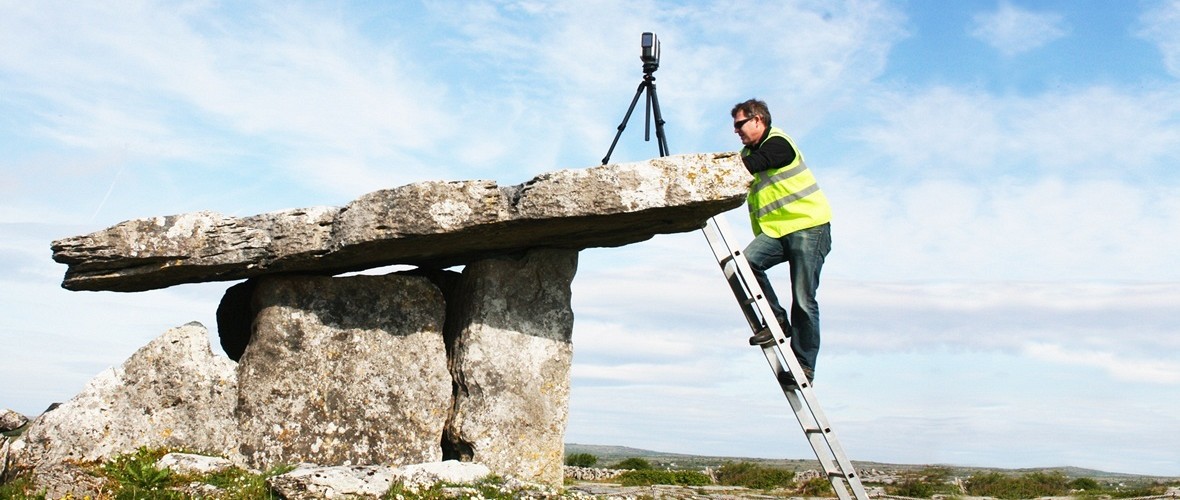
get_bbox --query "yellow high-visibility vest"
[743,127,832,238]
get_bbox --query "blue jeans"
[744,223,831,373]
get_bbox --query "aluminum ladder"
[701,215,870,500]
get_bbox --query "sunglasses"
[733,116,755,130]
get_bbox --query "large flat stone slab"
[51,152,748,292]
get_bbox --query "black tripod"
[602,61,669,164]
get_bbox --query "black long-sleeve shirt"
[741,128,797,175]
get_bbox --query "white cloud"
[1023,342,1180,383]
[969,2,1069,56]
[828,175,1180,283]
[0,3,450,200]
[824,280,1180,354]
[856,85,1180,177]
[857,86,1005,171]
[840,81,1180,286]
[1137,0,1180,78]
[1011,87,1180,171]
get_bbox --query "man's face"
[733,111,764,147]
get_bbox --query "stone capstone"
[14,322,239,469]
[236,273,451,470]
[50,152,749,292]
[444,249,577,487]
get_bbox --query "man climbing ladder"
[701,99,865,500]
[730,98,832,388]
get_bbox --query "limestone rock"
[236,274,451,470]
[266,461,494,500]
[14,322,239,469]
[0,408,27,431]
[1,436,9,481]
[267,464,397,500]
[25,462,109,499]
[52,152,749,292]
[390,460,492,490]
[156,452,237,476]
[444,249,577,487]
[563,465,626,481]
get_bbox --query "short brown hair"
[731,99,772,126]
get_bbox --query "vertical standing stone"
[444,249,577,486]
[236,274,450,470]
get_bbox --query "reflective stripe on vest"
[744,127,832,238]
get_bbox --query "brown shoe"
[748,328,775,345]
[778,367,815,389]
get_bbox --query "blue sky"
[2,0,1179,477]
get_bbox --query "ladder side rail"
[754,321,872,500]
[790,380,872,499]
[760,349,855,500]
[786,392,856,500]
[747,283,871,499]
[703,217,789,342]
[785,379,871,499]
[701,218,769,332]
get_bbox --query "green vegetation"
[797,476,834,497]
[0,475,45,500]
[610,457,653,470]
[965,471,1072,499]
[563,452,598,467]
[714,461,795,490]
[1068,476,1101,491]
[875,469,1180,499]
[887,466,960,498]
[1097,483,1177,499]
[0,447,291,499]
[384,475,561,499]
[102,447,176,497]
[616,468,712,487]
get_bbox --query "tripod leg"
[646,79,669,157]
[602,81,649,165]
